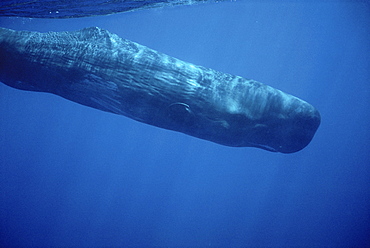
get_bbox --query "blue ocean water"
[0,1,369,247]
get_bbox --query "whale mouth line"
[250,143,278,153]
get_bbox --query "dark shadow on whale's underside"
[0,0,227,19]
[0,27,321,153]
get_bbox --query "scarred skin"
[0,27,320,153]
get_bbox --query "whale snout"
[274,107,321,153]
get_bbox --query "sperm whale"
[0,27,320,153]
[0,0,227,19]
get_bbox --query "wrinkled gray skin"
[0,27,320,153]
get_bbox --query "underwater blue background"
[0,1,369,247]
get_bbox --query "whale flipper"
[0,27,320,153]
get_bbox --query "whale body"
[0,0,226,19]
[0,27,320,153]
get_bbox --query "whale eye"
[167,102,192,116]
[166,102,195,126]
